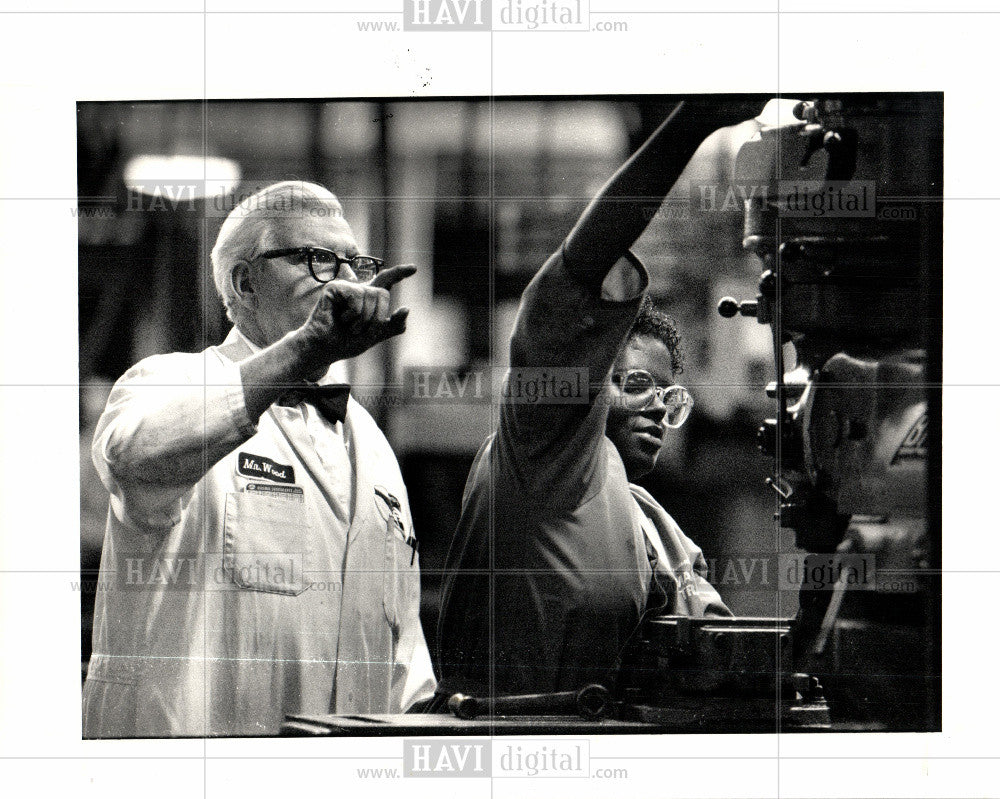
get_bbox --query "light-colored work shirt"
[83,328,435,737]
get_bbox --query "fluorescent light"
[124,154,241,200]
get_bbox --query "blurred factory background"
[78,98,795,669]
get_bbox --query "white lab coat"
[83,328,435,737]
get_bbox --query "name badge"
[237,452,296,484]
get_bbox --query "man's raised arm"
[94,269,413,528]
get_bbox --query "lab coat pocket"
[375,488,420,629]
[223,491,309,596]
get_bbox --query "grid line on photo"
[8,194,1000,199]
[8,9,1000,13]
[201,0,209,776]
[0,756,1000,764]
[5,754,1000,760]
[17,567,1000,573]
[488,24,498,773]
[769,14,782,791]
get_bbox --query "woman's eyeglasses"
[612,369,693,428]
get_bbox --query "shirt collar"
[231,326,260,355]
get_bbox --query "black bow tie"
[276,383,351,425]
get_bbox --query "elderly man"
[438,101,749,699]
[83,181,435,737]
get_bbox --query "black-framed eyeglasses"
[257,247,383,283]
[612,369,694,428]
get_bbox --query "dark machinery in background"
[705,95,941,730]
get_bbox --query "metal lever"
[718,297,759,319]
[448,684,612,721]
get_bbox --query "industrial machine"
[619,95,940,733]
[709,95,941,731]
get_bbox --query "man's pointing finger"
[369,264,417,291]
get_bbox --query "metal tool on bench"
[448,683,613,721]
[444,619,830,730]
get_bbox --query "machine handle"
[448,684,612,721]
[718,297,759,319]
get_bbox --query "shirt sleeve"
[91,351,258,531]
[669,524,733,619]
[497,245,648,506]
[394,628,437,712]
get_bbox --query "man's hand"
[296,265,416,373]
[239,265,416,420]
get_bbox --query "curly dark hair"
[627,295,684,375]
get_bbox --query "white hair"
[210,181,343,326]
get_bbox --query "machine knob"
[779,240,806,262]
[758,416,803,466]
[447,693,480,720]
[765,381,806,402]
[718,298,739,318]
[758,419,778,457]
[792,101,818,122]
[718,297,759,319]
[759,269,777,297]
